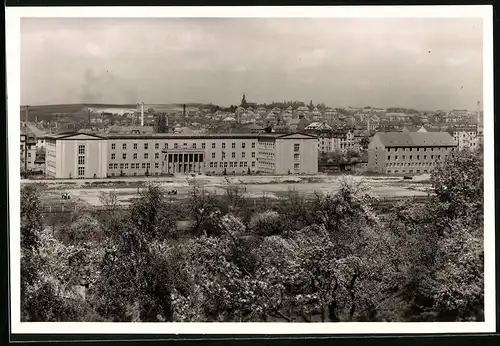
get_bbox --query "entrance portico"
[162,148,205,174]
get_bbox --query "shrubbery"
[20,149,484,322]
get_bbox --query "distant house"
[106,126,155,134]
[386,112,411,122]
[223,116,236,123]
[304,122,333,131]
[26,123,47,150]
[449,126,479,151]
[240,123,265,134]
[287,118,300,132]
[401,125,427,133]
[296,118,311,132]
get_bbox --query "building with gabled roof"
[304,122,333,131]
[367,132,457,174]
[45,132,108,179]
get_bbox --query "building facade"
[258,133,319,175]
[450,126,479,151]
[304,128,361,154]
[367,132,457,175]
[20,132,37,172]
[45,133,108,179]
[45,132,318,178]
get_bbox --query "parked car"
[62,193,71,200]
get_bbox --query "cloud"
[80,68,139,104]
[20,17,483,110]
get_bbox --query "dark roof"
[423,126,443,133]
[243,123,264,130]
[26,124,47,138]
[402,126,422,133]
[258,132,318,140]
[297,118,311,130]
[375,132,456,147]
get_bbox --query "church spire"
[241,93,247,107]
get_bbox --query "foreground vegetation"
[20,150,484,322]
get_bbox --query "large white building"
[44,132,319,178]
[45,133,108,179]
[258,133,318,175]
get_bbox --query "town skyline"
[21,17,483,111]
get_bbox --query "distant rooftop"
[376,132,456,147]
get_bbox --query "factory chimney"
[477,101,481,125]
[136,102,140,125]
[25,105,29,127]
[183,104,186,119]
[141,102,145,127]
[476,100,481,136]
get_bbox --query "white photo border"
[6,5,495,335]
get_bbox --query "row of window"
[388,154,443,161]
[108,162,160,170]
[387,169,429,174]
[386,162,438,167]
[387,147,453,153]
[110,142,257,150]
[216,152,255,159]
[209,161,254,168]
[111,152,161,160]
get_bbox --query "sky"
[20,17,483,110]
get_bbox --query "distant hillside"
[19,103,202,122]
[20,104,89,122]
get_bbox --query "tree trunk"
[348,273,359,321]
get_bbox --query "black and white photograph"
[7,5,494,336]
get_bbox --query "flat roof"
[46,131,318,141]
[105,133,259,140]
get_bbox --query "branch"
[210,212,293,322]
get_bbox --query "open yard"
[24,174,433,208]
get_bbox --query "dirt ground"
[30,174,432,207]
